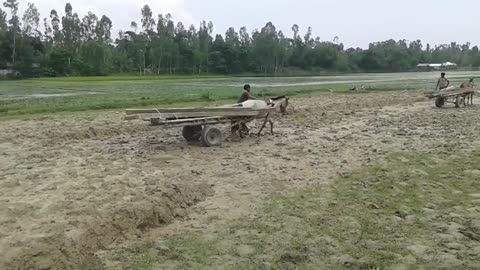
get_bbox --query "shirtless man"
[436,72,450,90]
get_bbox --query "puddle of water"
[173,78,405,88]
[0,92,104,100]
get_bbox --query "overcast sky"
[15,0,480,48]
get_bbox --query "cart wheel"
[182,125,202,142]
[200,126,223,147]
[455,96,465,108]
[435,97,445,108]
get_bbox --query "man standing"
[436,72,450,90]
[238,84,257,103]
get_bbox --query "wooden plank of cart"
[125,105,275,147]
[424,88,475,108]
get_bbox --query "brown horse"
[460,78,475,105]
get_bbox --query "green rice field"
[1,71,479,117]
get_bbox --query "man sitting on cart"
[436,72,450,90]
[233,84,258,136]
[238,84,257,103]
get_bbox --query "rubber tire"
[435,97,445,108]
[455,97,465,108]
[200,126,223,147]
[182,125,202,142]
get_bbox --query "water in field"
[1,71,479,116]
[1,92,104,100]
[170,71,480,88]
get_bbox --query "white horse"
[233,96,289,136]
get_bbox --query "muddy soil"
[0,91,479,269]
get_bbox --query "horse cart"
[124,97,288,147]
[424,88,476,108]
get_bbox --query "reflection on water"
[0,92,104,100]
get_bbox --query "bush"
[5,71,23,80]
[42,67,58,77]
[200,92,215,101]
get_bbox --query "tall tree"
[96,15,112,43]
[61,3,81,51]
[209,34,227,73]
[151,13,176,74]
[223,27,241,72]
[3,0,20,66]
[130,21,137,33]
[0,7,7,31]
[141,5,155,34]
[252,22,279,73]
[43,17,52,43]
[196,20,213,73]
[81,11,98,41]
[22,2,40,37]
[50,9,62,44]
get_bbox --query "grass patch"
[132,149,480,269]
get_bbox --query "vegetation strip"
[130,150,480,270]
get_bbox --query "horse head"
[267,96,289,114]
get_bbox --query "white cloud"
[17,0,194,36]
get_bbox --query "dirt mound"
[295,91,425,113]
[0,182,213,270]
[0,113,152,146]
[43,124,151,143]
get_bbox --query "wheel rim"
[201,127,223,147]
[206,129,221,145]
[455,97,465,108]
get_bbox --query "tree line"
[2,1,480,78]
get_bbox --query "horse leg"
[231,122,240,138]
[258,117,268,136]
[239,122,250,138]
[280,104,286,115]
[241,122,249,135]
[269,119,274,135]
[257,112,271,136]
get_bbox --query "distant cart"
[424,88,476,108]
[125,104,277,147]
